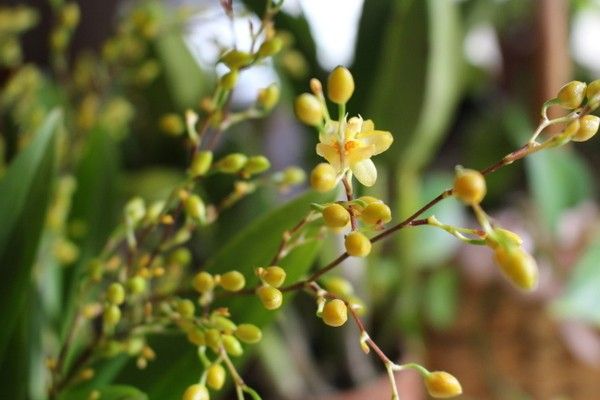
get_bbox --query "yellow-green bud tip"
[425,371,463,398]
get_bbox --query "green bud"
[234,324,262,344]
[184,195,206,223]
[257,84,280,110]
[177,299,195,318]
[281,166,306,185]
[60,3,81,28]
[220,50,254,69]
[242,155,271,176]
[169,247,192,267]
[222,334,243,357]
[106,283,125,305]
[220,70,238,90]
[205,328,221,351]
[257,37,283,58]
[103,305,121,327]
[127,276,147,294]
[215,153,248,174]
[188,151,213,177]
[211,315,237,334]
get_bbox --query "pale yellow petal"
[351,158,377,186]
[361,119,375,132]
[357,130,393,155]
[346,144,375,165]
[316,143,341,171]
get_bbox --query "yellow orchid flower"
[316,117,393,186]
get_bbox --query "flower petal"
[316,143,341,171]
[351,158,377,187]
[346,143,375,165]
[356,130,393,155]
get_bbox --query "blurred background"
[2,0,600,399]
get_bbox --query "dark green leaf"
[0,109,61,360]
[60,384,148,400]
[155,30,205,109]
[365,0,463,169]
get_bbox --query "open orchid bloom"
[316,117,393,186]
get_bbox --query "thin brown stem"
[342,175,358,230]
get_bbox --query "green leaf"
[155,30,205,109]
[423,267,459,330]
[141,190,334,399]
[0,109,61,360]
[525,148,592,231]
[365,0,463,169]
[551,233,600,326]
[60,384,148,400]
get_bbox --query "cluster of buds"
[255,266,286,310]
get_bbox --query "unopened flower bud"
[184,194,206,223]
[424,371,463,398]
[257,84,280,111]
[557,81,587,109]
[215,153,248,174]
[453,168,486,205]
[189,151,213,177]
[206,363,226,390]
[257,36,283,58]
[256,285,283,310]
[234,324,262,344]
[222,334,243,357]
[327,66,354,104]
[344,232,371,257]
[242,155,271,176]
[219,271,246,292]
[322,299,348,327]
[220,70,238,90]
[322,203,350,228]
[220,50,254,69]
[182,384,209,400]
[310,163,337,192]
[295,93,322,126]
[259,266,286,288]
[572,115,600,142]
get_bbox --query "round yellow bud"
[169,248,192,266]
[189,151,213,178]
[557,80,587,109]
[310,163,337,192]
[206,364,226,390]
[327,66,355,104]
[256,285,283,310]
[103,305,121,327]
[257,37,283,58]
[322,299,348,327]
[234,324,263,344]
[561,119,581,139]
[572,115,600,142]
[193,272,215,293]
[182,384,209,400]
[260,266,286,288]
[219,271,246,292]
[220,70,238,90]
[257,84,280,110]
[177,299,195,318]
[586,79,600,108]
[344,232,371,257]
[425,371,463,399]
[106,283,125,305]
[493,246,539,291]
[294,93,323,126]
[222,334,243,357]
[322,203,350,228]
[215,153,248,174]
[361,202,392,225]
[453,168,486,205]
